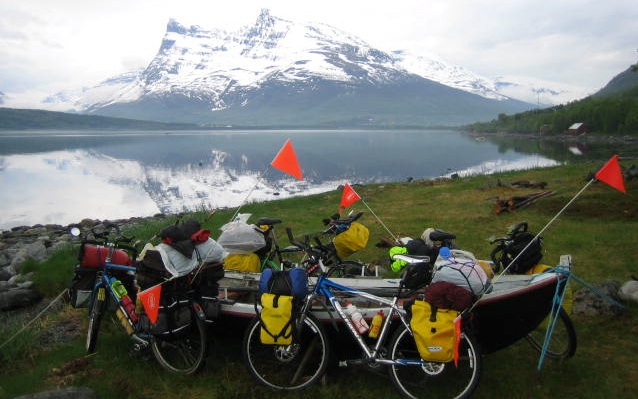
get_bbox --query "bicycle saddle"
[256,218,282,226]
[428,229,456,242]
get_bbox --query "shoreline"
[464,131,638,143]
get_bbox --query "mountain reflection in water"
[0,130,568,229]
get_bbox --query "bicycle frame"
[300,273,421,366]
[92,244,150,346]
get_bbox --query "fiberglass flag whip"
[230,139,303,222]
[464,154,627,372]
[487,154,627,280]
[339,183,398,241]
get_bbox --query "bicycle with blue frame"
[241,227,482,398]
[72,222,208,375]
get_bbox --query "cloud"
[0,0,636,104]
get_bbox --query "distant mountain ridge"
[38,9,542,127]
[594,67,638,98]
[467,67,638,135]
[0,107,198,130]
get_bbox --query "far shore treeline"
[467,66,638,136]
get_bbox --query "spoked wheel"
[525,307,577,359]
[243,313,330,390]
[388,324,482,399]
[86,286,106,353]
[151,306,207,375]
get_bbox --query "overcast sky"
[1,0,637,106]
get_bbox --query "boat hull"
[217,269,563,354]
[472,272,561,354]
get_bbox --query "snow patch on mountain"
[15,9,590,114]
[390,50,508,101]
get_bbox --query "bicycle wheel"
[388,324,482,399]
[525,307,577,359]
[151,307,207,375]
[243,313,330,390]
[86,286,106,353]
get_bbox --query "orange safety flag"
[339,183,361,212]
[453,315,462,367]
[595,154,626,193]
[138,284,162,324]
[270,139,303,180]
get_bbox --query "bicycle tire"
[388,324,482,399]
[525,307,577,359]
[243,313,330,390]
[151,306,207,375]
[86,286,106,354]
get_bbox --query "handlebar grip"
[351,211,363,222]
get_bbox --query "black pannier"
[402,262,433,290]
[492,222,543,274]
[192,262,225,319]
[68,266,96,308]
[139,277,193,340]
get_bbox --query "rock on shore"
[0,215,169,311]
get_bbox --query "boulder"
[572,279,624,317]
[0,287,43,310]
[618,280,638,305]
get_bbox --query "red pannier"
[69,245,135,309]
[81,245,133,268]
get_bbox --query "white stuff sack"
[154,238,226,277]
[217,221,266,254]
[196,238,227,264]
[432,249,490,296]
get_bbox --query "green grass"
[2,160,638,398]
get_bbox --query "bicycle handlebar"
[321,212,364,235]
[74,222,138,257]
[286,227,307,250]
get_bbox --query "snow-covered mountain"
[41,9,552,126]
[42,71,141,110]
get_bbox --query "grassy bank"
[1,160,637,398]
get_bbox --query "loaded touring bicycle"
[216,223,576,398]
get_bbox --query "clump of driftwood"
[480,179,548,190]
[493,190,556,214]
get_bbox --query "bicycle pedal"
[132,342,149,352]
[339,359,366,367]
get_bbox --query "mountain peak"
[256,8,276,27]
[166,18,188,34]
[42,9,572,125]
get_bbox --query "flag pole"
[229,168,270,223]
[229,139,303,223]
[491,178,595,283]
[467,177,597,314]
[360,199,399,242]
[491,154,623,279]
